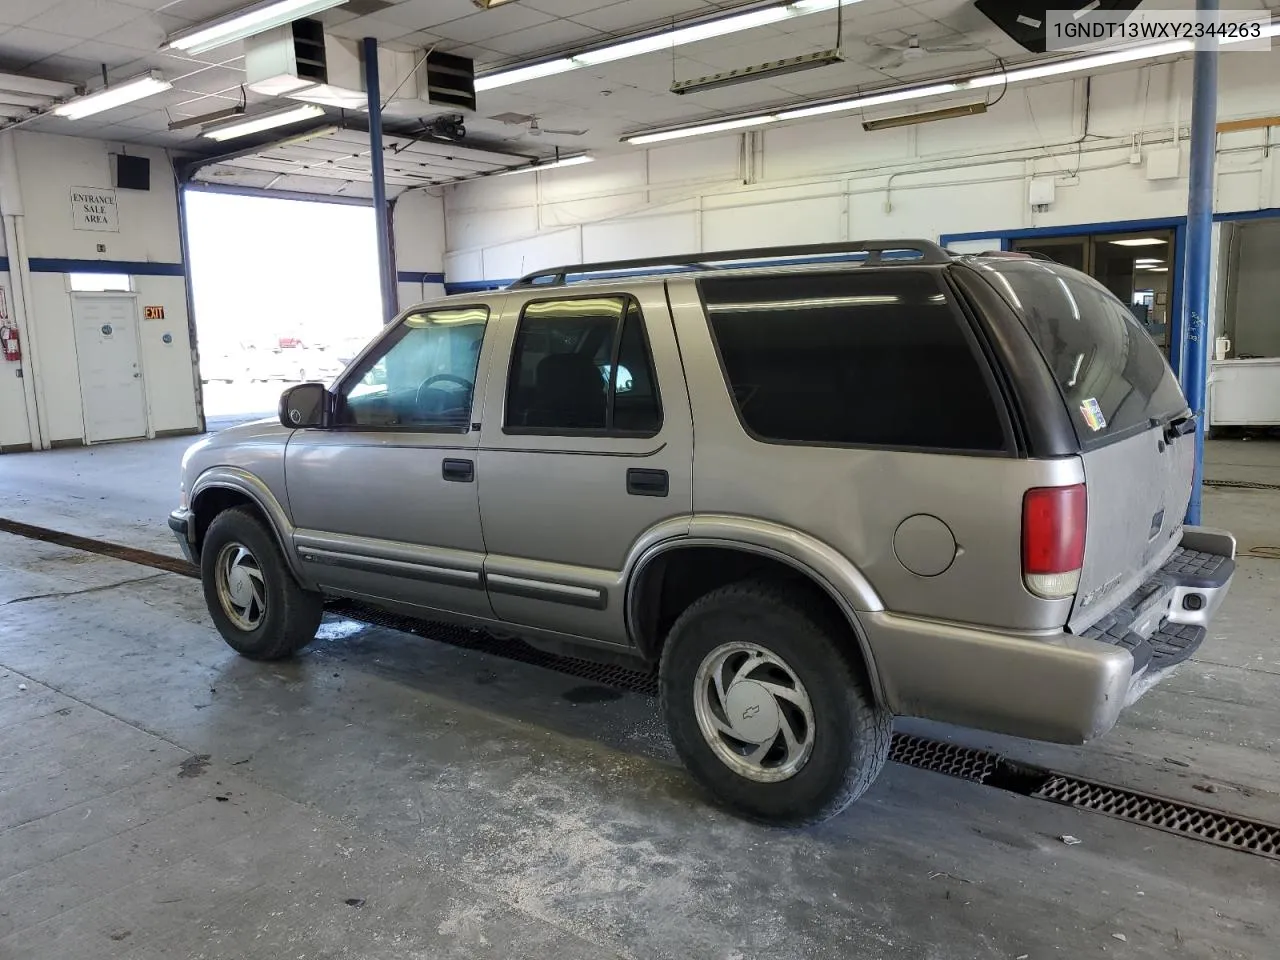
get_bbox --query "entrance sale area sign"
[70,186,119,232]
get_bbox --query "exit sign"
[144,305,165,320]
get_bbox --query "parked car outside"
[171,241,1235,825]
[248,346,346,383]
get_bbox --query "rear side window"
[982,260,1186,444]
[505,296,662,435]
[699,270,1007,451]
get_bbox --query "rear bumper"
[863,526,1236,744]
[169,508,197,564]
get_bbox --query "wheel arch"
[625,530,886,705]
[189,468,307,582]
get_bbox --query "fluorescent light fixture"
[627,115,776,145]
[672,49,844,95]
[52,71,171,120]
[165,0,347,55]
[475,0,865,91]
[497,154,594,176]
[623,22,1280,146]
[1134,258,1164,264]
[0,72,76,100]
[862,101,987,131]
[1109,237,1167,247]
[776,82,963,121]
[168,105,245,131]
[1142,267,1170,273]
[202,103,324,140]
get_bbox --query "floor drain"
[1032,775,1280,859]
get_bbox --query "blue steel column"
[1179,0,1218,525]
[364,36,397,324]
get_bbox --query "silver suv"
[171,240,1236,824]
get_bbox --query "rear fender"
[625,514,886,703]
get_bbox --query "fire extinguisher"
[1,325,20,362]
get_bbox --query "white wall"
[392,188,447,307]
[1,130,197,449]
[441,52,1280,281]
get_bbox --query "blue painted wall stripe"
[28,258,185,276]
[397,270,445,284]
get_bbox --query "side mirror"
[279,382,330,429]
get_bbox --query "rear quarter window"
[698,270,1008,452]
[980,260,1186,445]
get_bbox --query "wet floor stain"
[562,685,623,704]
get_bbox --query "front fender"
[190,466,310,585]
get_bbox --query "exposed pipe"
[363,37,397,324]
[0,131,46,449]
[1180,0,1219,526]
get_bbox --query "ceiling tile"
[27,0,144,40]
[60,39,157,72]
[0,0,65,26]
[17,54,102,84]
[378,0,463,29]
[432,8,555,45]
[481,18,603,57]
[98,11,187,51]
[525,0,623,15]
[325,14,423,42]
[0,26,82,64]
[570,0,715,34]
[172,64,246,95]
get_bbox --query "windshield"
[978,258,1187,445]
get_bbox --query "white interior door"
[71,295,147,443]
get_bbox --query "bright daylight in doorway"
[184,190,383,419]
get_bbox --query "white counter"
[1209,358,1280,426]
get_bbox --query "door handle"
[442,458,474,483]
[627,468,668,497]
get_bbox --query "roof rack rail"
[508,239,951,289]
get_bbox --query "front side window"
[699,270,1007,451]
[504,297,662,435]
[336,306,488,430]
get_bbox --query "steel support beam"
[363,37,397,324]
[1179,0,1219,525]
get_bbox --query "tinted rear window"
[981,260,1186,444]
[699,270,1007,452]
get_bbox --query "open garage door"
[184,188,385,426]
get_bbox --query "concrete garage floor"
[0,435,1277,959]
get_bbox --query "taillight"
[1022,484,1087,600]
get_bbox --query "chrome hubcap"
[215,542,266,631]
[693,642,815,782]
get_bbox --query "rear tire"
[660,579,891,825]
[200,506,322,660]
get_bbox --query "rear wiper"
[1156,414,1197,443]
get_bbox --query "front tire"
[660,579,891,825]
[200,506,323,660]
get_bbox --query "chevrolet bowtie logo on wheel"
[742,704,761,721]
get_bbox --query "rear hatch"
[980,258,1193,632]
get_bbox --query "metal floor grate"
[1204,478,1280,491]
[1034,775,1280,858]
[887,732,999,782]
